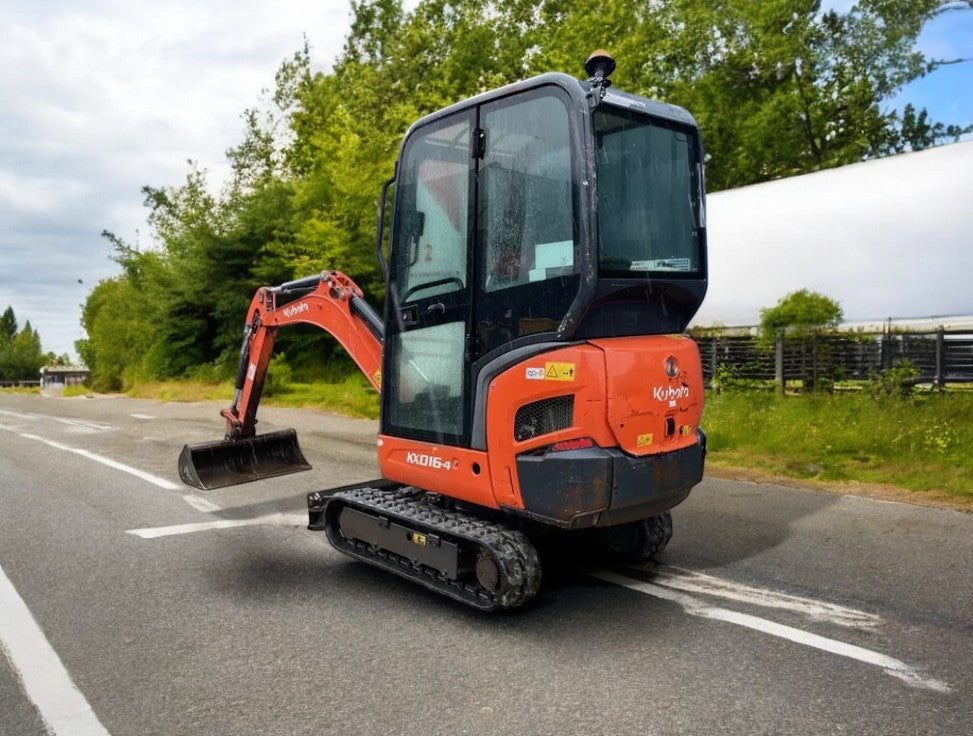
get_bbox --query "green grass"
[703,390,973,499]
[261,373,379,419]
[125,372,379,419]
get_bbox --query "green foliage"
[866,359,920,399]
[0,307,17,342]
[704,390,973,497]
[760,289,843,341]
[76,0,969,389]
[0,307,48,381]
[77,277,156,390]
[263,352,294,396]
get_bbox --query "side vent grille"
[514,395,574,442]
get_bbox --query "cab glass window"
[595,107,702,277]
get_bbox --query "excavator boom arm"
[222,270,383,440]
[177,270,383,490]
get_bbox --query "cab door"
[383,111,474,445]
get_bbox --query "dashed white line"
[182,494,221,513]
[0,411,111,432]
[0,409,37,421]
[127,513,307,539]
[592,570,950,693]
[47,417,113,432]
[3,429,179,490]
[0,562,112,735]
[129,414,155,420]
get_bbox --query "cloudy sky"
[1,1,972,358]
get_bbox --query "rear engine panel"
[487,335,705,528]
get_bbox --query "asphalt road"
[1,392,971,736]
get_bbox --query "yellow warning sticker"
[680,424,694,436]
[373,370,382,389]
[544,362,576,381]
[410,532,427,546]
[636,433,654,447]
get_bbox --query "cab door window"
[385,114,473,443]
[475,90,579,358]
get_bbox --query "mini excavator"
[178,52,708,610]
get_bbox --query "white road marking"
[0,409,37,421]
[0,410,111,432]
[1,425,219,512]
[593,570,950,693]
[5,429,180,490]
[46,417,113,432]
[129,414,155,420]
[649,565,881,628]
[182,494,221,513]
[127,513,307,539]
[0,562,112,736]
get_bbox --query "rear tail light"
[550,437,595,452]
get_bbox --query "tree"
[77,0,970,388]
[760,289,843,391]
[760,289,843,341]
[0,314,47,381]
[0,306,16,344]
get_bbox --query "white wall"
[693,140,973,327]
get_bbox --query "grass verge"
[703,390,973,503]
[125,372,379,419]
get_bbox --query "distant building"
[39,365,90,388]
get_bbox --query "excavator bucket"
[178,429,311,490]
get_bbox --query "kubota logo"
[283,302,309,318]
[406,452,455,471]
[652,385,690,402]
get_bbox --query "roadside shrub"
[866,359,919,399]
[263,353,293,396]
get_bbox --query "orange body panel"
[376,335,704,514]
[485,344,610,509]
[377,435,497,508]
[483,336,703,510]
[589,335,704,457]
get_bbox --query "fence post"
[934,326,945,388]
[775,330,785,395]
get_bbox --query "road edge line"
[0,562,112,736]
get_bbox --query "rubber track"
[324,486,542,611]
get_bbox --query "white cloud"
[0,0,353,357]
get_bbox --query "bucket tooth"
[177,428,311,490]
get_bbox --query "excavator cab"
[383,67,706,451]
[179,54,709,610]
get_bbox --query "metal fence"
[693,327,973,388]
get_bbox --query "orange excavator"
[178,52,708,610]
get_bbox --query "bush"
[263,353,293,396]
[866,359,920,399]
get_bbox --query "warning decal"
[544,362,576,382]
